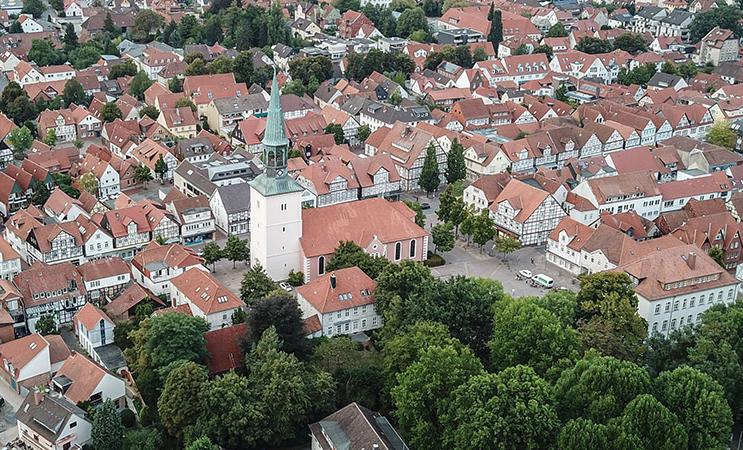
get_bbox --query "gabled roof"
[297,267,376,314]
[170,268,245,315]
[74,302,113,331]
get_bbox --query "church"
[249,72,430,282]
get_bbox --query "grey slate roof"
[309,403,408,450]
[660,10,692,25]
[214,183,251,214]
[213,94,268,115]
[16,393,89,444]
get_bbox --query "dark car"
[420,202,431,210]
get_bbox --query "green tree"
[28,39,62,66]
[617,63,657,86]
[689,6,742,43]
[645,327,697,377]
[289,56,334,86]
[708,244,726,268]
[392,345,484,449]
[62,79,86,107]
[21,0,44,17]
[471,209,496,251]
[555,352,651,423]
[532,44,553,59]
[31,182,50,206]
[382,321,462,386]
[431,222,454,254]
[78,172,99,196]
[357,124,371,142]
[139,105,160,120]
[68,43,102,70]
[233,50,254,84]
[612,33,647,54]
[246,326,336,446]
[418,143,440,194]
[402,200,425,228]
[490,298,581,378]
[325,241,391,280]
[207,55,234,74]
[392,276,504,359]
[101,102,123,123]
[204,15,223,45]
[654,365,733,449]
[43,129,56,147]
[132,10,164,42]
[442,366,560,450]
[557,418,613,450]
[193,372,264,449]
[154,155,168,181]
[129,71,153,100]
[324,123,345,144]
[158,362,208,440]
[707,120,737,148]
[244,293,310,357]
[63,22,79,54]
[617,394,688,450]
[35,313,57,335]
[396,7,428,38]
[488,9,502,45]
[109,61,138,79]
[334,0,360,12]
[375,259,434,314]
[201,241,222,272]
[168,77,183,93]
[104,12,120,37]
[575,37,614,54]
[445,138,466,183]
[92,399,124,450]
[124,428,162,450]
[494,235,521,259]
[185,436,220,450]
[575,272,647,362]
[223,234,249,269]
[239,263,276,302]
[134,164,153,185]
[546,22,568,37]
[186,57,209,76]
[7,126,32,160]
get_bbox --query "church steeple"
[262,70,289,178]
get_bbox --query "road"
[0,379,22,445]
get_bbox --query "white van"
[531,274,554,289]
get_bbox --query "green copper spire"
[262,69,289,148]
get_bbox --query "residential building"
[51,352,126,408]
[131,242,206,298]
[209,183,250,235]
[309,403,408,450]
[0,333,70,394]
[297,267,382,337]
[170,268,245,330]
[16,391,92,450]
[489,179,567,246]
[72,303,115,364]
[76,257,131,302]
[165,195,215,245]
[13,263,86,332]
[699,27,739,66]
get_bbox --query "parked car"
[279,282,293,292]
[517,269,532,280]
[420,202,431,210]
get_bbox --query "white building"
[73,303,115,366]
[249,74,305,280]
[130,242,207,298]
[296,267,382,337]
[571,172,663,222]
[170,267,245,330]
[621,245,740,337]
[16,391,92,450]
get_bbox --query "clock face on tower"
[276,168,284,177]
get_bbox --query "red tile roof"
[203,323,248,375]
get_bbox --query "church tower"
[248,71,304,280]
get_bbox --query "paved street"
[0,378,22,445]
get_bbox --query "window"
[699,295,705,305]
[395,242,401,260]
[690,298,695,307]
[654,305,660,315]
[652,322,658,332]
[671,319,677,329]
[673,300,679,311]
[409,240,416,258]
[318,256,325,276]
[662,320,668,331]
[69,422,77,429]
[664,302,670,312]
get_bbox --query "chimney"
[686,252,696,269]
[330,274,337,289]
[33,388,44,406]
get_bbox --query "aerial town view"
[0,0,738,447]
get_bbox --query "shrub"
[424,253,445,267]
[120,408,136,428]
